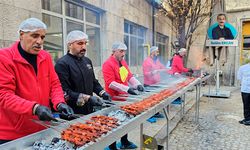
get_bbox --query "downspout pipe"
[152,0,155,45]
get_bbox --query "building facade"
[0,0,173,84]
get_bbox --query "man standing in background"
[168,48,193,75]
[237,59,250,125]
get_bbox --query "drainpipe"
[152,0,155,45]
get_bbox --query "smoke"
[188,48,204,70]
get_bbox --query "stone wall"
[0,0,173,85]
[226,0,249,11]
[0,0,42,47]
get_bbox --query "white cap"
[150,46,158,53]
[112,42,127,51]
[178,48,187,53]
[66,30,88,45]
[18,18,47,33]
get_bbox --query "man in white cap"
[102,41,143,149]
[168,48,193,104]
[168,48,193,75]
[142,46,166,122]
[143,46,166,86]
[55,30,111,115]
[0,18,73,144]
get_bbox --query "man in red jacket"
[168,48,193,104]
[143,46,167,122]
[168,48,193,75]
[0,18,73,144]
[102,42,144,150]
[143,46,166,86]
[102,42,144,99]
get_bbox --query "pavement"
[168,87,249,150]
[126,86,249,150]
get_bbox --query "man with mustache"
[210,14,234,66]
[0,18,74,144]
[55,30,111,115]
[102,42,144,150]
[212,14,234,40]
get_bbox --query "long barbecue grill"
[0,74,208,150]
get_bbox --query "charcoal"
[32,139,75,150]
[107,110,132,124]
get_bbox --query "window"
[156,33,169,64]
[42,14,63,64]
[124,35,129,63]
[41,1,102,66]
[124,20,146,66]
[65,2,83,20]
[42,0,62,14]
[86,8,100,25]
[243,35,250,50]
[66,20,84,34]
[86,25,101,66]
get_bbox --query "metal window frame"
[124,20,146,66]
[243,35,250,50]
[41,0,102,66]
[156,32,168,45]
[156,32,169,63]
[41,0,63,14]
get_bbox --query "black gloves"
[34,104,74,121]
[127,85,144,95]
[188,68,194,73]
[137,85,144,92]
[57,103,74,116]
[89,96,103,106]
[127,88,137,95]
[35,105,57,121]
[101,92,111,101]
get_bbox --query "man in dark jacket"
[212,14,234,40]
[55,30,111,115]
[210,14,234,66]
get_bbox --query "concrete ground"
[127,86,249,150]
[168,87,248,150]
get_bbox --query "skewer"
[32,119,63,133]
[113,96,141,101]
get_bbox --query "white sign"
[206,40,238,46]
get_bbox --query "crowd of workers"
[0,18,194,150]
[2,12,250,150]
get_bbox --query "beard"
[119,56,124,61]
[76,49,86,58]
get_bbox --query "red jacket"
[168,54,188,74]
[0,41,65,140]
[143,57,165,85]
[102,56,133,98]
